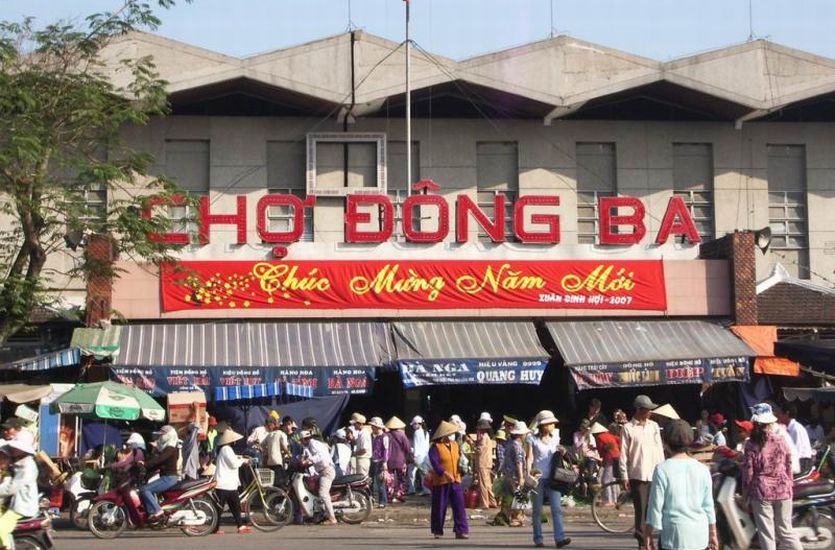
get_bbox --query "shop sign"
[569,356,750,390]
[398,358,548,388]
[161,259,667,311]
[142,183,701,247]
[111,365,375,398]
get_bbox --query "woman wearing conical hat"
[427,421,470,540]
[385,416,411,502]
[214,429,252,534]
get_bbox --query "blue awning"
[214,382,282,402]
[3,348,81,372]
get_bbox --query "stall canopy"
[730,325,800,376]
[71,326,122,359]
[0,384,53,404]
[110,322,394,399]
[0,347,80,372]
[783,386,835,403]
[391,321,550,387]
[544,320,755,390]
[774,339,835,375]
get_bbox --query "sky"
[2,0,835,61]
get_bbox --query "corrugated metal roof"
[391,321,548,361]
[113,322,394,368]
[544,320,755,367]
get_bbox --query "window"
[387,141,420,238]
[673,143,714,243]
[76,185,107,226]
[165,139,209,235]
[767,144,809,279]
[476,142,518,241]
[267,141,312,241]
[576,143,616,244]
[306,133,386,196]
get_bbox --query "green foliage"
[0,1,192,345]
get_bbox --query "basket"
[256,468,274,486]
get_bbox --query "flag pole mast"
[405,0,412,196]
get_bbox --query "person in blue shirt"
[644,420,718,550]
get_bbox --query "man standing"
[776,403,813,472]
[408,416,430,496]
[299,430,337,525]
[475,418,498,509]
[262,417,289,479]
[619,395,665,549]
[351,413,372,477]
[179,402,201,481]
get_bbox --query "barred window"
[576,143,616,244]
[165,139,209,236]
[767,144,809,279]
[267,141,312,241]
[477,142,518,242]
[673,143,714,243]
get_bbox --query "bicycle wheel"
[246,486,292,531]
[591,481,634,534]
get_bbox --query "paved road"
[53,522,635,550]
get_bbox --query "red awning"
[731,325,800,377]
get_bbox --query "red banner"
[161,260,667,312]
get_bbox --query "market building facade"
[19,30,835,425]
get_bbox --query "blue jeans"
[532,478,565,544]
[139,475,178,515]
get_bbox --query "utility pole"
[405,0,412,195]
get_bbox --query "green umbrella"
[53,381,165,422]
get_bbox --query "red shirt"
[595,432,621,462]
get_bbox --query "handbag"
[548,451,578,491]
[423,470,437,490]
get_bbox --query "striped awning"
[111,322,392,398]
[544,320,755,390]
[392,321,550,387]
[71,326,122,359]
[3,347,81,372]
[214,382,282,402]
[116,322,393,368]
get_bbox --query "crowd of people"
[0,392,825,548]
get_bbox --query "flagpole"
[405,0,412,196]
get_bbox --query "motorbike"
[64,468,104,530]
[13,512,55,550]
[87,476,218,539]
[277,459,372,525]
[714,459,835,549]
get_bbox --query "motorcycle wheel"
[246,486,292,531]
[70,496,92,530]
[793,509,835,550]
[338,489,371,525]
[180,497,219,537]
[87,500,127,540]
[14,535,46,550]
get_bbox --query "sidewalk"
[368,494,596,526]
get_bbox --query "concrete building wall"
[119,116,835,278]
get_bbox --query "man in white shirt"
[262,417,289,477]
[300,430,337,524]
[350,413,372,477]
[619,395,665,549]
[776,403,813,472]
[408,415,431,496]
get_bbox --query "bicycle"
[590,479,634,534]
[213,461,292,531]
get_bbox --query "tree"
[0,1,191,346]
